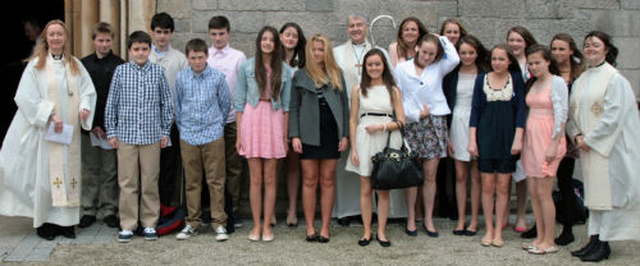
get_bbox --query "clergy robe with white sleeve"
[0,55,96,228]
[567,62,640,241]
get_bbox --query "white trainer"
[215,225,229,241]
[176,225,197,240]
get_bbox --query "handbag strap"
[385,116,408,151]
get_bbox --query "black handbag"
[370,124,424,190]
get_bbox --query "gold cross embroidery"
[71,178,78,189]
[590,102,604,116]
[53,177,63,189]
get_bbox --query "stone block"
[193,0,218,10]
[588,9,636,37]
[174,19,191,32]
[307,0,333,11]
[157,0,192,19]
[573,0,620,9]
[459,0,526,18]
[621,0,640,9]
[193,11,266,33]
[616,37,640,68]
[437,1,458,17]
[219,0,305,11]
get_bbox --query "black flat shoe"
[464,228,477,236]
[36,223,56,241]
[405,227,418,236]
[358,236,371,247]
[103,215,119,228]
[453,229,465,235]
[554,230,574,246]
[520,224,537,239]
[422,224,438,238]
[79,215,96,228]
[376,235,391,247]
[305,233,318,242]
[317,235,330,243]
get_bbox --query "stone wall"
[159,0,640,98]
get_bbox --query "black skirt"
[300,97,340,159]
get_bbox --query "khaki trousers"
[117,142,160,230]
[80,133,118,217]
[224,123,244,214]
[181,138,227,229]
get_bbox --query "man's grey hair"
[347,13,369,25]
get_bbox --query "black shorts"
[478,158,515,173]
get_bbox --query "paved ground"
[1,214,638,265]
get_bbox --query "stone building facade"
[158,0,640,99]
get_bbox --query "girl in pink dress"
[521,44,568,254]
[235,26,292,242]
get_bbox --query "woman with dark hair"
[520,44,568,255]
[345,49,405,247]
[439,18,468,46]
[235,26,292,242]
[290,34,349,243]
[567,31,640,262]
[468,44,525,247]
[506,26,538,235]
[279,22,306,227]
[388,17,428,67]
[546,33,586,245]
[443,34,489,236]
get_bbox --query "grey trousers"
[80,133,118,218]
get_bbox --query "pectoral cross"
[355,63,362,76]
[71,178,78,189]
[53,177,63,189]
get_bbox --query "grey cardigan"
[289,69,349,146]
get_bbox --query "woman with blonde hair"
[290,34,349,243]
[0,19,96,240]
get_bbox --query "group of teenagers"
[0,10,639,263]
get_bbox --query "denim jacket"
[234,57,292,112]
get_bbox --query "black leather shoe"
[405,227,418,236]
[520,224,537,239]
[36,223,56,241]
[554,230,575,246]
[464,229,477,236]
[103,215,119,228]
[422,224,438,238]
[79,215,96,228]
[453,229,466,236]
[376,235,391,247]
[358,236,371,247]
[571,235,598,257]
[57,225,76,239]
[580,241,610,262]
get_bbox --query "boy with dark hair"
[149,12,189,209]
[174,38,231,241]
[105,30,173,243]
[207,15,246,228]
[79,22,125,229]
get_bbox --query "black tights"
[556,157,575,232]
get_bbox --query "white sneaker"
[215,225,229,241]
[118,229,133,243]
[176,225,197,240]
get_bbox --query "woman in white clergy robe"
[567,30,640,263]
[0,20,96,241]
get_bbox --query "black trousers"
[159,123,181,206]
[556,157,576,229]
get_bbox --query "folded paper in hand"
[45,123,74,145]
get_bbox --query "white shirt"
[393,36,459,122]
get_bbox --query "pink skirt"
[522,113,566,177]
[238,101,286,159]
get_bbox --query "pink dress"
[238,71,286,159]
[522,86,566,177]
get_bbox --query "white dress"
[0,56,96,227]
[449,73,476,162]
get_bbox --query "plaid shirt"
[174,65,230,146]
[105,61,173,145]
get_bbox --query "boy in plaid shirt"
[105,31,173,243]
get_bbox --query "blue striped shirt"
[174,65,230,146]
[105,61,173,145]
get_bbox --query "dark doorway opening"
[1,1,64,145]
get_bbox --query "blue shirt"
[174,65,231,146]
[105,61,173,145]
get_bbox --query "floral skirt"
[404,115,448,159]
